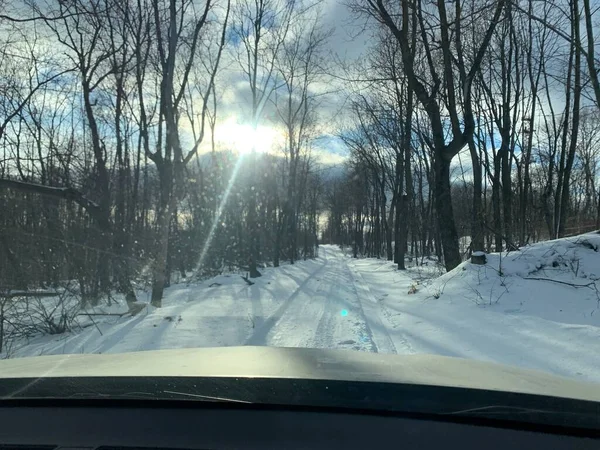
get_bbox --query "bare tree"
[274,10,330,264]
[144,0,229,305]
[361,0,506,270]
[231,0,297,277]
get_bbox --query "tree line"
[0,0,327,311]
[324,0,600,271]
[2,0,600,315]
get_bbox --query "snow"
[4,234,600,383]
[352,233,600,381]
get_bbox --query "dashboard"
[0,401,597,450]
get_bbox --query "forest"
[1,0,599,316]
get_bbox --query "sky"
[196,0,370,167]
[5,0,589,176]
[0,0,366,171]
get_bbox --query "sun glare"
[215,120,280,155]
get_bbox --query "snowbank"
[430,233,600,321]
[351,233,600,381]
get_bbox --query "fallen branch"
[82,312,103,336]
[523,277,600,311]
[0,291,60,299]
[522,277,597,289]
[241,275,254,286]
[76,313,128,317]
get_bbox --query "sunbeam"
[192,154,246,278]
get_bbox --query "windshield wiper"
[446,405,588,416]
[162,390,252,403]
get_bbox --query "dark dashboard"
[0,400,597,450]
[0,375,598,449]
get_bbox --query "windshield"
[0,0,599,394]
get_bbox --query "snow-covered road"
[245,245,398,353]
[8,244,600,383]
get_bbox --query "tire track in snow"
[244,250,331,346]
[378,303,417,355]
[244,246,399,353]
[348,260,418,355]
[310,258,343,349]
[340,262,380,353]
[307,252,380,352]
[346,261,398,354]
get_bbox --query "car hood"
[0,346,598,402]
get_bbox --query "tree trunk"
[468,139,484,252]
[114,69,137,308]
[374,188,381,257]
[558,0,582,237]
[434,155,461,271]
[151,209,171,308]
[387,194,395,261]
[151,164,175,307]
[394,149,404,266]
[397,194,408,270]
[395,194,405,269]
[492,155,502,252]
[273,210,282,268]
[82,80,111,299]
[247,168,262,278]
[500,138,514,248]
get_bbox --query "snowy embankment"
[4,235,600,383]
[352,233,600,381]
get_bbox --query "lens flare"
[192,154,245,277]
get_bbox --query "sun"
[215,119,280,155]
